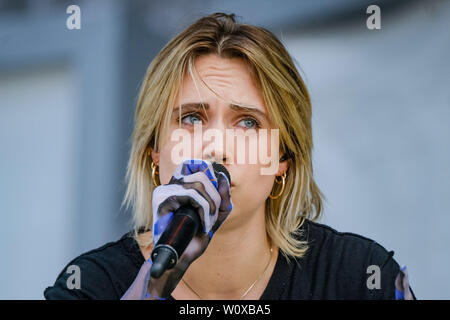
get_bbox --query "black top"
[44,220,416,300]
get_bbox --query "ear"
[150,148,160,166]
[277,154,290,176]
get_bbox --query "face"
[151,54,289,230]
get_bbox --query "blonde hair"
[122,13,325,260]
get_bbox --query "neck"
[178,205,277,299]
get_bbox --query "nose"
[202,130,236,176]
[202,147,227,165]
[202,147,234,187]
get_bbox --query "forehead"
[176,54,266,111]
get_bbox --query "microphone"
[149,161,231,279]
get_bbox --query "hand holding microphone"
[120,159,233,300]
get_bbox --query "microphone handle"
[150,206,201,278]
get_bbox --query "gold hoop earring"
[269,172,286,199]
[151,161,160,187]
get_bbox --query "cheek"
[156,127,201,184]
[252,173,274,199]
[233,169,274,207]
[157,143,178,185]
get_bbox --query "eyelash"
[176,112,261,129]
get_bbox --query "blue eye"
[238,118,259,129]
[181,113,202,125]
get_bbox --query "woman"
[44,13,415,300]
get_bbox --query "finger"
[153,184,210,216]
[152,187,183,240]
[179,182,217,218]
[176,159,219,189]
[152,184,210,240]
[211,172,233,235]
[216,171,232,213]
[173,159,221,214]
[172,159,221,232]
[180,171,221,216]
[168,160,220,217]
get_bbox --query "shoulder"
[293,220,401,299]
[303,219,399,270]
[304,219,395,256]
[44,231,143,300]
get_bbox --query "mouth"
[228,175,235,187]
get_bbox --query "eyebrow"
[172,103,268,121]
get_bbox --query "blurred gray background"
[0,0,448,299]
